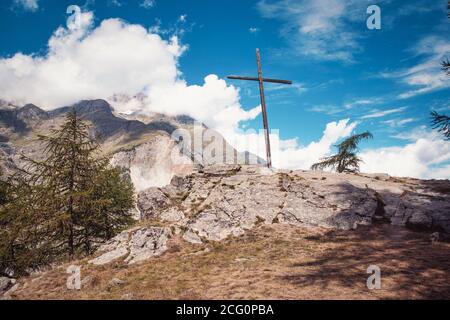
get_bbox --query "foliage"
[0,166,6,206]
[442,59,450,76]
[430,111,450,140]
[429,2,449,139]
[311,131,373,173]
[0,110,135,277]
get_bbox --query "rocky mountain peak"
[16,104,48,122]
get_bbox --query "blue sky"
[1,0,449,178]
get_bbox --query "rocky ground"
[2,164,450,300]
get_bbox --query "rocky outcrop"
[111,136,194,192]
[136,165,450,244]
[0,277,12,292]
[0,277,18,300]
[89,226,170,265]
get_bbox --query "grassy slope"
[11,223,450,300]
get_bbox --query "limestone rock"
[138,188,171,219]
[124,227,170,264]
[90,226,170,265]
[109,278,125,286]
[135,165,450,243]
[0,277,11,292]
[182,230,202,244]
[121,293,134,300]
[3,283,19,297]
[89,230,131,265]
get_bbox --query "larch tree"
[429,2,450,139]
[311,131,373,174]
[0,110,135,276]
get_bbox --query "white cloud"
[0,11,259,140]
[272,119,357,169]
[249,27,260,34]
[392,36,450,99]
[257,0,379,62]
[381,118,416,128]
[360,129,450,179]
[271,121,450,180]
[344,97,383,110]
[361,107,406,119]
[14,0,39,12]
[140,0,155,9]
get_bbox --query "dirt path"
[11,224,450,300]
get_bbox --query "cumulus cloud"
[0,13,184,108]
[13,0,39,12]
[360,128,450,179]
[0,11,261,139]
[272,119,357,169]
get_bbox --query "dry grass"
[11,224,450,300]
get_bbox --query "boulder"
[138,188,171,219]
[0,277,11,292]
[90,227,170,265]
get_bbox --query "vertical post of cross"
[256,49,272,168]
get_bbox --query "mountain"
[0,99,259,189]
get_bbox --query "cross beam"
[227,48,292,168]
[227,76,292,85]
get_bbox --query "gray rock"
[0,277,11,292]
[121,293,134,300]
[89,230,131,265]
[125,227,170,264]
[90,227,170,265]
[183,230,203,244]
[3,283,19,297]
[138,188,171,219]
[109,278,125,286]
[135,165,450,243]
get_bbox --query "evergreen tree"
[0,110,135,276]
[0,171,56,277]
[429,2,449,139]
[0,166,6,206]
[430,111,450,140]
[24,109,104,257]
[78,165,135,253]
[311,131,373,173]
[443,58,450,76]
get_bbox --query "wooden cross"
[227,48,292,168]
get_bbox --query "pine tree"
[23,109,104,257]
[78,166,135,253]
[311,131,373,173]
[429,2,450,139]
[430,111,450,140]
[443,58,450,76]
[0,110,135,276]
[0,172,56,277]
[0,166,6,206]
